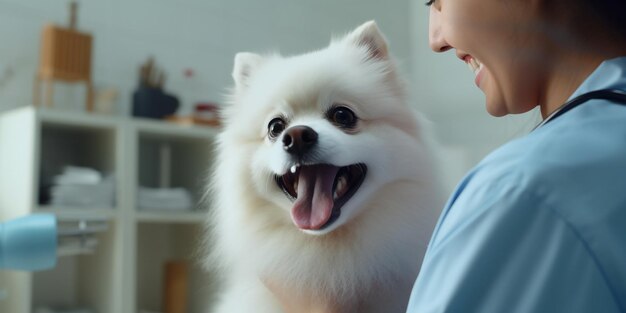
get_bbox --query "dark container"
[132,87,179,119]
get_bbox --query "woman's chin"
[486,105,508,117]
[485,94,509,117]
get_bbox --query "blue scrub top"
[407,56,626,313]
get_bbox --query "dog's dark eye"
[268,117,286,139]
[328,106,357,128]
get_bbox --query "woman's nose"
[428,7,452,53]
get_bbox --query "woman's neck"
[538,36,626,118]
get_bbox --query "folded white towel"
[53,166,103,185]
[50,174,115,208]
[137,187,193,211]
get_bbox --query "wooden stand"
[33,2,94,111]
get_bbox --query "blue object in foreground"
[0,214,57,271]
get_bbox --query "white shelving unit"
[0,106,218,313]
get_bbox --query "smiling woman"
[427,0,626,118]
[405,0,626,312]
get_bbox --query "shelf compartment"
[31,220,122,313]
[136,223,213,313]
[38,120,119,209]
[136,131,214,212]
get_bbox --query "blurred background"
[0,1,538,313]
[0,0,540,184]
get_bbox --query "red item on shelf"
[194,102,220,120]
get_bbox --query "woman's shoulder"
[480,99,626,185]
[445,98,626,221]
[440,112,626,256]
[459,102,626,224]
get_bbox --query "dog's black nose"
[283,125,318,156]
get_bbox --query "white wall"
[0,0,412,116]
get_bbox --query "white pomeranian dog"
[207,21,444,312]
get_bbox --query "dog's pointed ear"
[232,52,264,90]
[347,20,389,60]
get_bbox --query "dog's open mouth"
[275,163,367,231]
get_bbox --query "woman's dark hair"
[587,0,626,37]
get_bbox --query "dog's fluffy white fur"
[207,21,444,312]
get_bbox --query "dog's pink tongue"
[292,164,339,230]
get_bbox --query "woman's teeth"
[467,58,482,75]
